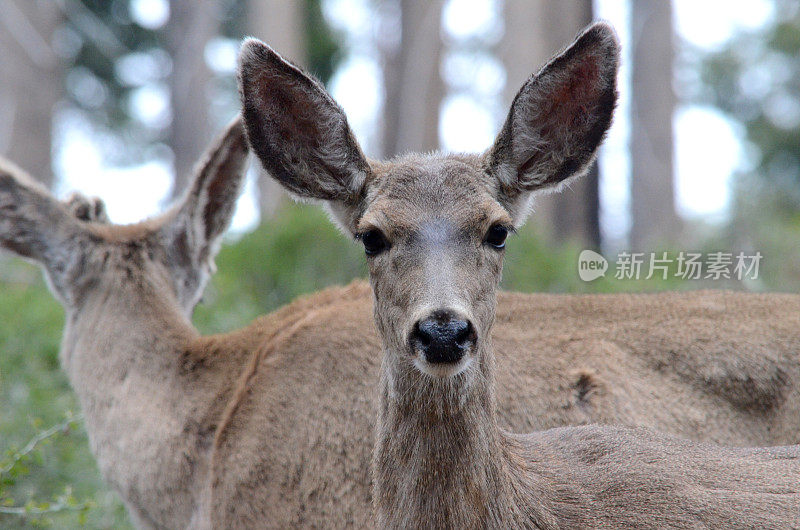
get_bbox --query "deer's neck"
[59,275,203,528]
[373,343,549,529]
[60,273,202,447]
[62,274,196,375]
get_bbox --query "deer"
[238,21,800,528]
[1,27,799,530]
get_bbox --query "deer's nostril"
[410,311,476,365]
[415,321,433,347]
[454,320,475,347]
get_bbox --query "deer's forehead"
[370,154,484,191]
[360,158,507,236]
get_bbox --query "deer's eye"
[484,224,509,250]
[359,229,389,256]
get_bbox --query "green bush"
[0,262,130,529]
[194,203,366,334]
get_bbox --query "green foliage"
[193,203,366,333]
[725,191,800,292]
[504,227,705,294]
[63,0,343,168]
[0,415,93,527]
[305,0,344,85]
[687,2,800,292]
[696,1,800,212]
[64,0,160,126]
[0,261,131,529]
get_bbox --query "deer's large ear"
[237,38,369,231]
[165,115,249,263]
[485,22,619,221]
[0,159,86,264]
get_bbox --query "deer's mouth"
[412,353,473,379]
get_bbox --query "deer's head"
[239,23,618,383]
[0,117,249,320]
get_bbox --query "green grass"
[0,262,130,529]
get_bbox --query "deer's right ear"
[237,38,369,231]
[485,22,619,223]
[0,159,86,263]
[166,116,250,264]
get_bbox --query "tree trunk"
[499,0,599,249]
[248,0,306,67]
[0,0,62,189]
[630,0,679,250]
[381,0,445,158]
[164,0,218,199]
[248,0,307,219]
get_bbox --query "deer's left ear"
[485,22,619,221]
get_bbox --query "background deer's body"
[205,283,800,528]
[374,288,800,527]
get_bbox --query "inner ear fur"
[238,38,370,206]
[486,22,620,207]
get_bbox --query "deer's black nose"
[410,310,476,364]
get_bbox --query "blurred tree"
[164,0,218,196]
[247,0,306,218]
[499,0,599,249]
[692,1,800,289]
[58,0,340,214]
[245,0,339,81]
[379,0,445,157]
[631,0,679,249]
[248,0,306,67]
[0,0,62,188]
[699,1,800,215]
[59,0,221,196]
[62,0,160,158]
[304,0,341,84]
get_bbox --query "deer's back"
[517,424,800,529]
[494,289,800,445]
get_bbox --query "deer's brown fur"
[203,283,800,528]
[240,22,800,529]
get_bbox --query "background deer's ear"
[237,38,370,232]
[0,159,87,264]
[165,115,249,264]
[485,22,619,222]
